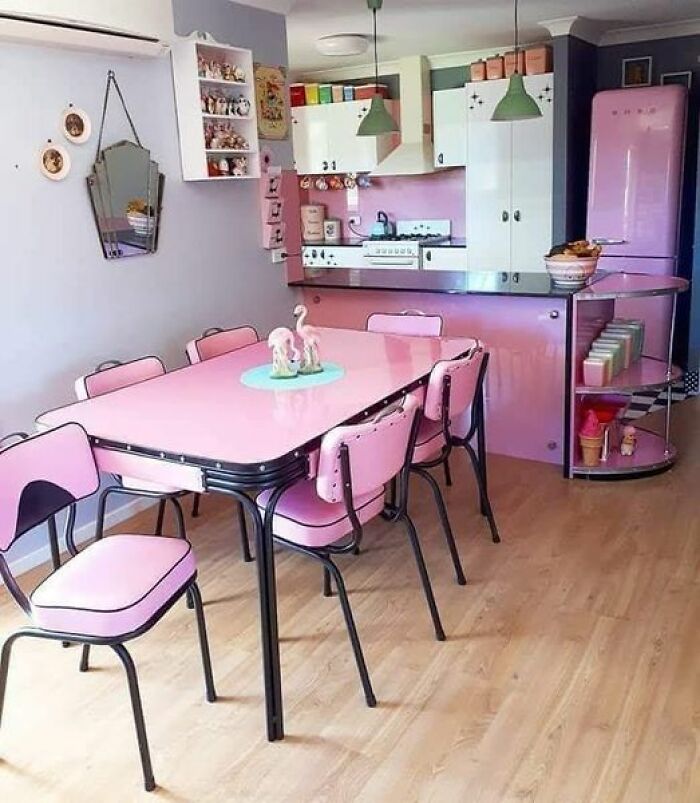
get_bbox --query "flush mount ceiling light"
[316,34,369,57]
[357,0,399,137]
[492,0,542,122]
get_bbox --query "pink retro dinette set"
[0,312,499,792]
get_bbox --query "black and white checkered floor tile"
[624,371,698,420]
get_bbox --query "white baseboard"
[6,497,156,579]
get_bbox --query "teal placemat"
[240,362,345,391]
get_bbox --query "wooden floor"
[1,403,698,803]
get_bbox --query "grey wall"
[1,0,294,567]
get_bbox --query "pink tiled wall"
[306,170,466,237]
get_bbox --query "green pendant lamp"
[492,0,541,122]
[358,0,399,136]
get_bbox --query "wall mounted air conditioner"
[0,0,173,58]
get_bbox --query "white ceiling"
[234,0,700,73]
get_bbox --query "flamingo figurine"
[294,304,323,375]
[268,326,300,378]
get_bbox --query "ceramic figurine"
[268,327,300,379]
[218,157,230,175]
[234,96,251,117]
[206,94,217,115]
[215,94,228,116]
[211,61,223,80]
[197,56,207,78]
[233,65,246,83]
[294,305,323,375]
[222,63,234,82]
[620,425,637,457]
[204,60,213,79]
[201,94,207,113]
[231,156,247,176]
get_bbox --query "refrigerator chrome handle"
[591,238,627,245]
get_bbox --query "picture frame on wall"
[254,63,289,141]
[39,141,71,181]
[661,71,692,89]
[622,56,652,88]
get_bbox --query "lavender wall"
[1,0,294,570]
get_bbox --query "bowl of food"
[544,240,602,288]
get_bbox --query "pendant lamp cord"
[96,70,142,158]
[373,8,379,88]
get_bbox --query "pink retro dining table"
[36,327,477,741]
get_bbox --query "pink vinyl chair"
[256,395,445,707]
[185,325,259,365]
[366,309,444,337]
[75,357,192,544]
[412,344,501,548]
[185,325,260,562]
[0,424,216,792]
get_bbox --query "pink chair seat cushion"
[120,476,182,495]
[257,480,385,549]
[412,418,447,464]
[31,536,196,638]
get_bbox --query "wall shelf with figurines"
[172,34,260,181]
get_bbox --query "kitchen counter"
[291,268,584,298]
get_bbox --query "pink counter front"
[297,277,570,467]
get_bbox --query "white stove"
[362,220,451,269]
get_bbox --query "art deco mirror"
[88,71,164,260]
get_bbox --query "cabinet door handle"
[425,250,432,261]
[591,237,627,245]
[438,153,444,165]
[502,210,509,222]
[550,310,560,320]
[331,160,337,171]
[514,210,521,222]
[322,161,329,171]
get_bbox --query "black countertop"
[290,268,588,298]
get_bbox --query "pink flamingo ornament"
[267,327,300,378]
[294,304,323,375]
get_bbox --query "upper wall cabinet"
[466,74,554,272]
[432,87,467,168]
[172,37,260,182]
[291,100,398,175]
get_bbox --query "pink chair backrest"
[0,424,100,552]
[186,326,259,364]
[75,356,165,400]
[423,346,485,423]
[316,395,419,504]
[367,310,443,337]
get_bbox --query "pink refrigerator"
[586,85,687,359]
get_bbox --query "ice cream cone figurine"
[294,304,323,375]
[620,425,637,457]
[579,410,604,467]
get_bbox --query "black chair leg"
[413,468,466,585]
[323,566,332,597]
[191,493,201,518]
[443,457,453,487]
[110,643,156,793]
[0,633,21,729]
[188,583,217,703]
[399,513,446,641]
[79,644,90,672]
[237,502,253,562]
[154,499,166,536]
[323,558,376,708]
[464,443,501,544]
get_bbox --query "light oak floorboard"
[0,403,698,802]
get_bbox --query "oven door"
[362,255,420,270]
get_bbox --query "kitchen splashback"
[306,170,466,239]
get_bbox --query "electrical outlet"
[271,248,287,263]
[349,214,362,227]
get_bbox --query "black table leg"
[240,495,284,741]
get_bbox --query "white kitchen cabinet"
[291,100,397,175]
[422,247,467,271]
[432,87,467,168]
[466,74,553,272]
